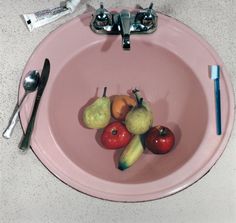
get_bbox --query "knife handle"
[19,96,40,151]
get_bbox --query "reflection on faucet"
[90,2,158,50]
[119,10,131,49]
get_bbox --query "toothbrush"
[210,65,222,135]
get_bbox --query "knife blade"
[19,58,50,150]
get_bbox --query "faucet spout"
[122,35,130,49]
[119,10,131,49]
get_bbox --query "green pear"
[131,89,151,110]
[83,87,111,129]
[125,90,153,134]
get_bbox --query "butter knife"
[19,58,50,150]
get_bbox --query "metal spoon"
[2,70,40,139]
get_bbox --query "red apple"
[101,121,132,149]
[145,126,175,154]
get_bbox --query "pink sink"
[19,11,234,202]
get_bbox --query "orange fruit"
[111,95,136,120]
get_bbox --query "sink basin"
[19,11,234,202]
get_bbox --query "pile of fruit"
[82,87,175,170]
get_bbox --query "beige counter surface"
[1,0,236,222]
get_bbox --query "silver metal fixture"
[90,2,158,49]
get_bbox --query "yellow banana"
[118,134,145,170]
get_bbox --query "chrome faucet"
[90,2,158,50]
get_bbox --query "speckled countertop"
[1,0,236,222]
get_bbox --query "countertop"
[1,0,236,222]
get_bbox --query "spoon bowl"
[23,70,40,93]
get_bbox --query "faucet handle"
[92,2,112,28]
[141,2,157,28]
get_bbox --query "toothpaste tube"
[66,0,81,13]
[22,0,81,32]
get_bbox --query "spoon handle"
[2,93,27,139]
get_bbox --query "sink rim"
[19,12,235,202]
